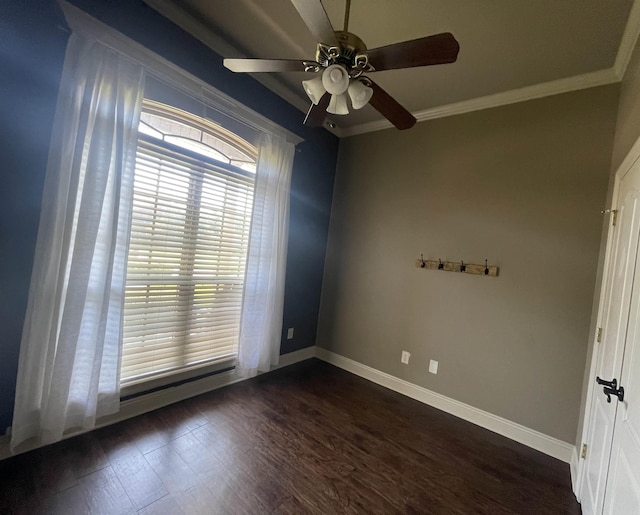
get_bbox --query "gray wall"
[317,85,619,443]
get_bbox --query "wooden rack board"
[415,259,499,277]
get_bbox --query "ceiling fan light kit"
[302,76,326,105]
[348,79,373,110]
[223,0,460,130]
[327,92,349,115]
[321,64,350,94]
[303,66,373,114]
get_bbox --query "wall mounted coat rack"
[416,256,499,277]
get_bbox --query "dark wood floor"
[0,359,580,514]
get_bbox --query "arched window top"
[138,100,258,173]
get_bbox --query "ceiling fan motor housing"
[316,31,369,74]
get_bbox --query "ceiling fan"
[223,0,459,130]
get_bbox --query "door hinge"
[597,327,602,343]
[581,443,588,459]
[601,209,618,226]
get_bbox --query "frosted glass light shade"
[327,93,349,115]
[322,65,350,95]
[302,76,326,105]
[348,80,373,110]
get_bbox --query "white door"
[580,157,640,515]
[602,250,640,513]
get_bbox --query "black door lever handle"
[597,377,624,403]
[596,376,617,389]
[603,385,625,403]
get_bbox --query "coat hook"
[420,254,426,268]
[484,259,489,275]
[438,258,444,269]
[460,260,466,272]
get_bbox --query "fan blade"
[290,0,339,46]
[304,92,331,127]
[367,33,460,71]
[368,80,416,130]
[224,58,309,73]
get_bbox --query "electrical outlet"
[429,360,439,374]
[287,327,294,340]
[401,351,410,364]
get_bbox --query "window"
[121,100,257,387]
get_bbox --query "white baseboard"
[1,345,575,466]
[315,348,575,463]
[274,345,318,369]
[0,346,317,461]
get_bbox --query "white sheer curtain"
[237,132,295,376]
[11,33,144,450]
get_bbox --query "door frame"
[574,134,640,502]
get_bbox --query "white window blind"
[121,104,256,386]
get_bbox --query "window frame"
[58,0,302,400]
[121,101,258,397]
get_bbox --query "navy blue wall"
[0,0,338,433]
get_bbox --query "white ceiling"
[146,0,639,136]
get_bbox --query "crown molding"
[335,0,640,137]
[614,0,640,80]
[338,68,620,137]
